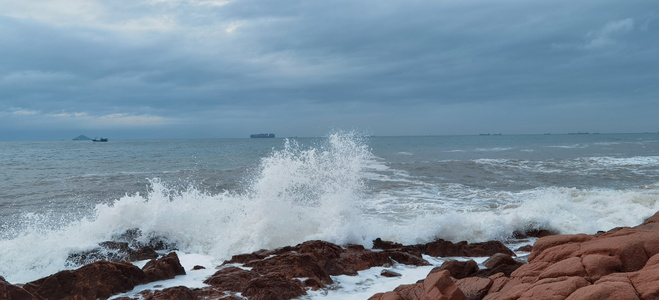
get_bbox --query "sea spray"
[2,132,659,284]
[0,131,378,283]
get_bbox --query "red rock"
[373,238,404,250]
[141,286,198,300]
[381,269,403,277]
[387,251,431,266]
[142,252,186,282]
[515,245,533,252]
[241,273,306,300]
[370,270,467,300]
[203,266,258,292]
[23,261,147,300]
[431,260,479,279]
[423,240,514,258]
[566,280,639,300]
[246,252,333,284]
[455,277,492,300]
[482,254,518,270]
[0,277,40,300]
[528,234,593,262]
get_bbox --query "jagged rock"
[0,276,40,300]
[370,270,467,300]
[456,277,493,300]
[140,286,198,300]
[381,269,402,277]
[373,238,404,250]
[23,261,147,300]
[142,252,186,282]
[423,239,515,258]
[204,266,258,292]
[431,260,479,279]
[242,273,306,300]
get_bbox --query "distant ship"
[250,133,275,138]
[92,138,108,142]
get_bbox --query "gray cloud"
[0,0,657,140]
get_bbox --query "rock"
[141,286,198,300]
[246,252,333,285]
[192,265,206,270]
[381,269,403,277]
[203,266,258,292]
[423,239,514,258]
[0,277,40,300]
[387,250,431,266]
[455,277,492,300]
[516,245,533,252]
[242,273,306,300]
[431,260,479,279]
[143,252,186,282]
[482,253,518,270]
[370,270,466,300]
[373,238,404,250]
[512,228,557,239]
[23,261,147,300]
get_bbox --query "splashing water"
[2,131,659,284]
[0,131,377,283]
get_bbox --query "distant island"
[250,133,275,138]
[72,135,92,141]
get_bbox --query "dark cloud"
[0,0,657,140]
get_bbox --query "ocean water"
[1,132,659,294]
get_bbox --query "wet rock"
[246,252,333,284]
[23,261,147,300]
[472,253,525,277]
[422,239,515,258]
[381,269,402,277]
[142,252,186,282]
[191,265,206,270]
[370,270,466,300]
[512,228,557,239]
[204,266,258,292]
[140,286,198,300]
[373,238,404,250]
[242,273,306,300]
[431,260,479,279]
[0,276,40,300]
[455,277,492,300]
[515,245,533,252]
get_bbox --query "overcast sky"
[0,0,657,140]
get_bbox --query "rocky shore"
[3,212,659,300]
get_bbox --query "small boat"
[250,133,275,138]
[92,138,108,142]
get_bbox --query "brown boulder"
[0,277,40,300]
[141,286,198,300]
[246,252,333,284]
[23,261,147,300]
[241,273,306,300]
[431,260,479,279]
[370,270,466,300]
[142,252,186,282]
[381,269,403,277]
[455,277,492,300]
[423,240,514,258]
[203,266,258,292]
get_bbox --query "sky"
[0,0,657,140]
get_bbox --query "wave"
[2,132,659,284]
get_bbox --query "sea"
[1,131,659,298]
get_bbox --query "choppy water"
[1,132,659,284]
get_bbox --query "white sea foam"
[2,132,659,286]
